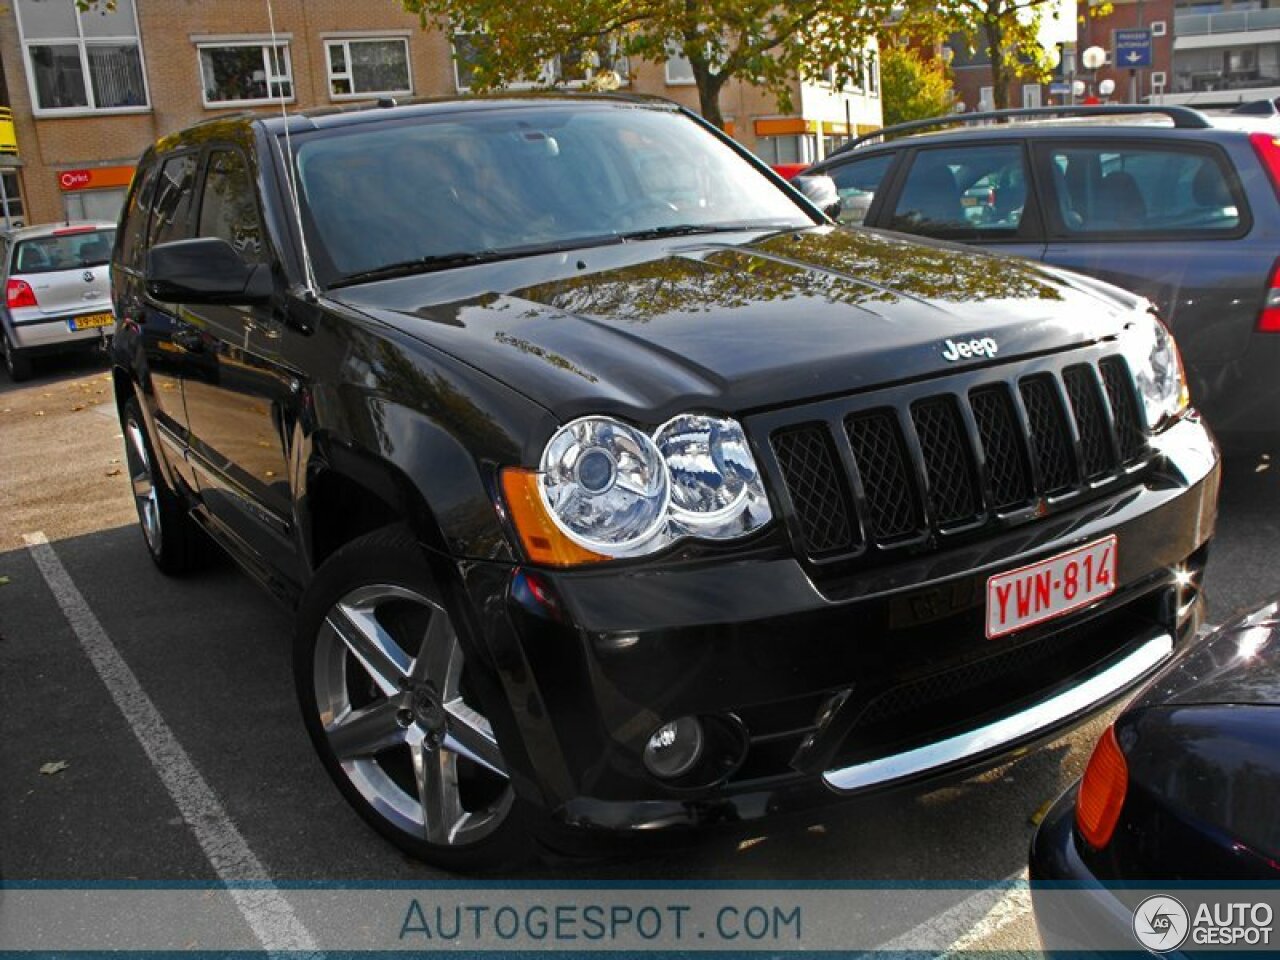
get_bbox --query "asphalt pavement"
[2,355,1277,951]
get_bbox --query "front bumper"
[459,415,1219,846]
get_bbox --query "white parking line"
[873,868,1032,954]
[944,869,1033,953]
[23,531,317,954]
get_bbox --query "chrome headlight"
[536,413,772,559]
[1120,311,1190,432]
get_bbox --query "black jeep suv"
[110,95,1220,870]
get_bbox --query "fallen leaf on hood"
[39,761,70,776]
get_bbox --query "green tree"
[880,45,953,127]
[400,0,894,130]
[900,0,1105,110]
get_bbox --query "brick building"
[0,0,883,227]
[1079,0,1176,103]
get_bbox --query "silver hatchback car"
[1,221,116,381]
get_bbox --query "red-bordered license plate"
[986,535,1117,639]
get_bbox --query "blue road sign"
[1049,82,1071,95]
[1114,29,1153,69]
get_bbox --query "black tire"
[295,526,533,871]
[121,398,207,574]
[3,331,31,381]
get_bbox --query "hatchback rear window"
[13,229,116,274]
[1043,145,1242,235]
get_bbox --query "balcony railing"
[1176,8,1280,35]
[0,108,16,155]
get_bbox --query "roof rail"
[830,104,1213,158]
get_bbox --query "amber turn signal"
[500,467,608,567]
[1076,723,1129,849]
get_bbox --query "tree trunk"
[983,18,1012,111]
[691,59,727,129]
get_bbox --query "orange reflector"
[500,467,608,567]
[1076,724,1128,849]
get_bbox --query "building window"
[1151,21,1167,37]
[15,0,148,114]
[451,32,545,92]
[0,172,24,229]
[325,38,411,99]
[866,52,880,97]
[198,42,293,107]
[756,134,816,166]
[666,52,695,85]
[1152,71,1168,89]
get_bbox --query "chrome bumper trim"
[823,631,1174,793]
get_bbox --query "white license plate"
[986,535,1117,639]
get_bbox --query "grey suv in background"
[806,106,1280,452]
[1,221,116,381]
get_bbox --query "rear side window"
[826,153,894,226]
[149,153,199,248]
[13,228,116,275]
[197,149,265,263]
[1041,143,1243,236]
[890,144,1029,239]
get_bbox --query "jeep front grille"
[768,355,1149,562]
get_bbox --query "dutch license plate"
[69,312,113,331]
[986,535,1117,639]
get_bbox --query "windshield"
[294,104,814,286]
[13,229,115,275]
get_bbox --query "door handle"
[173,327,204,353]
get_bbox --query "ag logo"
[1133,895,1190,952]
[83,270,95,283]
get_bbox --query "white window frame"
[196,39,294,109]
[1151,71,1168,89]
[14,0,151,117]
[1151,21,1168,38]
[866,52,880,97]
[665,51,696,86]
[324,35,412,101]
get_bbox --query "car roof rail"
[829,104,1213,158]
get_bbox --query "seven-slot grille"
[771,357,1148,561]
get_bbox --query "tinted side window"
[197,149,265,263]
[827,153,894,226]
[1044,144,1242,236]
[119,162,159,272]
[890,144,1029,238]
[149,154,198,248]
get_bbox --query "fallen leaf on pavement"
[0,576,10,586]
[39,761,70,776]
[1029,797,1056,826]
[71,404,85,412]
[33,410,45,417]
[105,467,122,477]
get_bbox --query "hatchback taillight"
[1260,259,1280,333]
[5,278,37,309]
[1250,132,1280,200]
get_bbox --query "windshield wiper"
[616,222,806,242]
[330,251,503,288]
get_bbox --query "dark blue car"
[806,106,1280,453]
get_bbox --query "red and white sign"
[57,165,135,192]
[986,535,1117,639]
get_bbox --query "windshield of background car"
[293,104,815,285]
[12,229,116,275]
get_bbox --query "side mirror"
[146,238,273,305]
[794,174,843,221]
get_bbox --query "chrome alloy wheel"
[313,584,512,846]
[125,417,161,553]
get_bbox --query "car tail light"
[1076,724,1128,849]
[1250,132,1280,200]
[6,278,37,309]
[52,225,96,236]
[1259,258,1280,333]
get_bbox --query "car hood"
[332,226,1143,423]
[1136,599,1280,708]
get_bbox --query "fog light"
[643,717,704,780]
